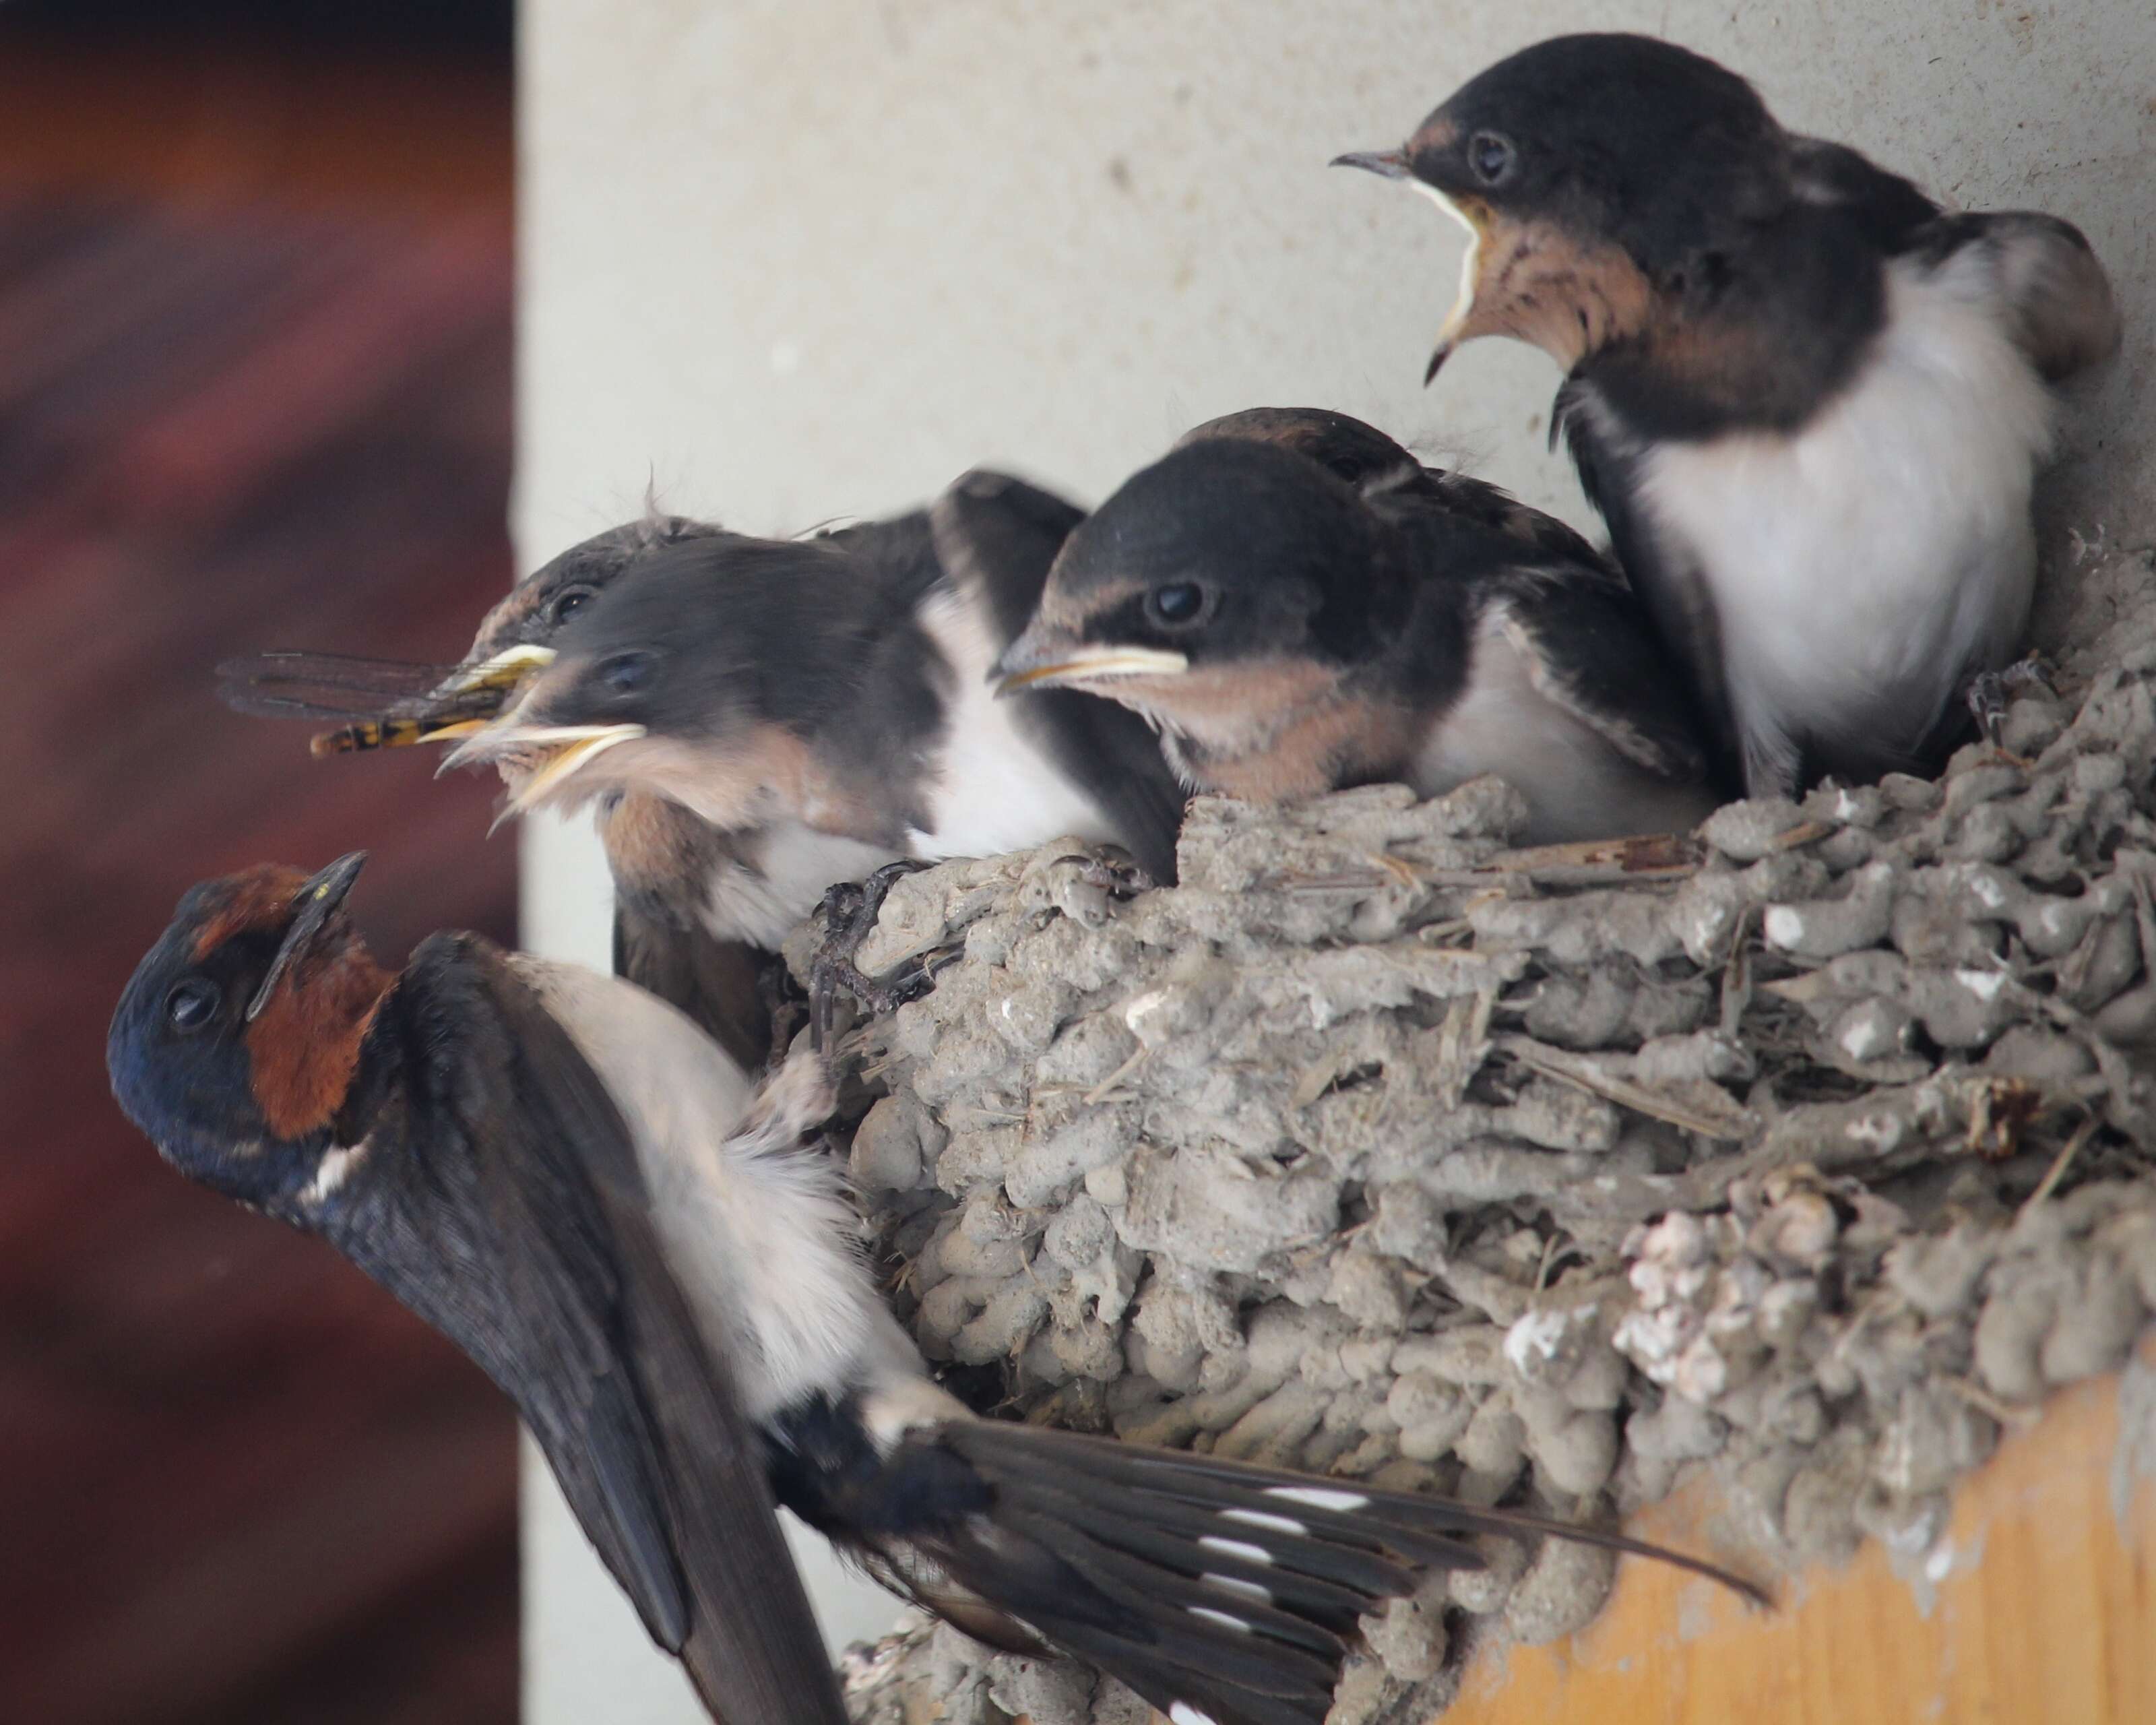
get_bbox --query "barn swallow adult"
[110,856,1765,1725]
[1335,33,2120,796]
[439,474,1186,946]
[993,408,1724,844]
[106,853,843,1725]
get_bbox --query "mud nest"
[816,541,2156,1725]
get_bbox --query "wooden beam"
[1449,1334,2155,1724]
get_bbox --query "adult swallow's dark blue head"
[109,852,383,1212]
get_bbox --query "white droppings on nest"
[823,567,2156,1722]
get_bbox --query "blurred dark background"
[0,3,523,1720]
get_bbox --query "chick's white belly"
[909,586,1117,860]
[1639,253,2052,768]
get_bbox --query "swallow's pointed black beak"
[247,851,369,1021]
[1329,148,1412,179]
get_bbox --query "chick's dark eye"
[1147,583,1206,627]
[1469,131,1515,185]
[595,648,659,695]
[165,979,220,1031]
[550,585,596,627]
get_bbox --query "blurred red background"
[0,7,524,1720]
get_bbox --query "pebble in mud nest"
[822,548,2156,1723]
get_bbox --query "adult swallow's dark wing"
[383,933,847,1725]
[932,470,1188,882]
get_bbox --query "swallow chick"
[994,409,1723,844]
[110,858,1765,1725]
[443,476,1186,951]
[1337,33,2120,796]
[218,511,794,1068]
[105,853,848,1725]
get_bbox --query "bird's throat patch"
[1461,217,1655,369]
[245,950,391,1139]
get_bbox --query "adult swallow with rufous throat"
[108,853,1767,1725]
[993,406,1725,845]
[1335,33,2120,796]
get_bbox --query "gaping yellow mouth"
[445,720,648,811]
[994,645,1192,695]
[1407,182,1489,383]
[1333,148,1488,385]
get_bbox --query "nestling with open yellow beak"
[1336,33,2119,796]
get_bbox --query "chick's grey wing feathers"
[1479,557,1719,787]
[1554,380,1745,791]
[932,470,1188,882]
[612,903,774,1071]
[397,934,846,1725]
[1910,210,2121,383]
[1184,404,1621,579]
[925,472,1085,644]
[1785,133,1940,249]
[1416,466,1620,578]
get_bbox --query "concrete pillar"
[517,2,2154,1716]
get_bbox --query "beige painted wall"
[517,2,2155,1718]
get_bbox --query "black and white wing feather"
[1789,135,2120,383]
[872,1422,1764,1725]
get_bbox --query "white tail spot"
[1220,1508,1306,1537]
[1201,1573,1271,1602]
[1187,1606,1251,1635]
[1170,1705,1219,1725]
[1197,1536,1272,1565]
[1263,1485,1370,1514]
